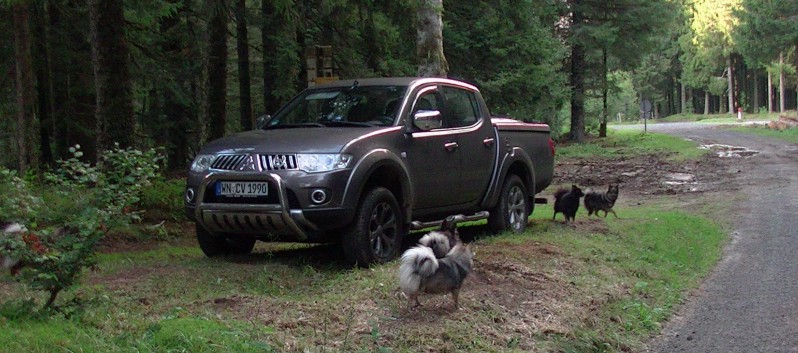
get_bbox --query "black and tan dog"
[584,183,619,218]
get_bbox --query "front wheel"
[488,174,531,234]
[196,224,256,257]
[342,187,404,267]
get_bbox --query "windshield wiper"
[263,123,325,130]
[319,121,375,127]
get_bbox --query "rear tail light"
[548,138,556,156]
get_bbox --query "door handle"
[444,142,459,152]
[483,137,495,147]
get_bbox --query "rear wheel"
[342,187,404,267]
[488,174,530,234]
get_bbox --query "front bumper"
[188,172,319,241]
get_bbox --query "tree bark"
[261,0,277,115]
[599,47,608,138]
[768,70,773,113]
[681,82,687,114]
[207,0,229,141]
[704,91,710,115]
[779,52,786,113]
[727,56,735,114]
[416,0,448,77]
[33,2,54,167]
[752,68,759,113]
[235,0,252,130]
[89,0,136,151]
[569,0,585,142]
[12,2,39,173]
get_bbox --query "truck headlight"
[296,154,352,173]
[190,154,215,172]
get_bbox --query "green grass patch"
[651,112,781,123]
[729,125,798,144]
[522,202,727,351]
[556,129,707,161]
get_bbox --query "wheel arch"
[343,149,414,224]
[483,147,536,209]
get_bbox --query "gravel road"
[620,122,798,353]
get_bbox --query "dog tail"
[399,246,439,294]
[418,231,452,258]
[553,188,568,200]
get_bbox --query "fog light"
[310,189,328,204]
[185,188,196,203]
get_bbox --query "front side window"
[441,86,480,128]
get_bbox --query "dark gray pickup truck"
[185,77,554,265]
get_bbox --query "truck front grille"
[208,154,298,171]
[261,154,298,171]
[211,154,248,170]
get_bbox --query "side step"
[409,211,490,231]
[535,197,548,204]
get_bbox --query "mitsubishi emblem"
[271,155,287,169]
[238,154,258,171]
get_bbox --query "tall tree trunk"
[362,3,380,73]
[12,2,39,173]
[89,0,136,151]
[416,0,448,77]
[680,82,687,114]
[207,0,229,141]
[261,0,277,115]
[779,52,786,113]
[569,1,585,142]
[235,0,252,130]
[48,2,69,160]
[752,68,759,113]
[599,47,608,138]
[727,56,735,114]
[33,2,54,167]
[768,70,773,113]
[704,91,710,115]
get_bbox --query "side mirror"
[413,110,442,131]
[256,114,271,129]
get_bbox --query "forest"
[1,0,797,173]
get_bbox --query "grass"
[0,130,733,352]
[620,111,786,124]
[728,124,798,144]
[556,129,707,161]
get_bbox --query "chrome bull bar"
[194,172,315,241]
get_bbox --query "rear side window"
[441,86,480,128]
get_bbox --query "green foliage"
[45,144,166,222]
[0,168,42,223]
[140,178,186,221]
[444,0,567,128]
[735,0,798,66]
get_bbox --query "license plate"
[215,181,269,197]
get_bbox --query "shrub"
[45,144,166,222]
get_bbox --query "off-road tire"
[488,174,531,234]
[342,187,404,267]
[196,224,228,257]
[227,237,256,255]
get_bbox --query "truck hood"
[199,127,386,154]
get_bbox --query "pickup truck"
[184,77,555,266]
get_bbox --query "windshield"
[265,85,407,128]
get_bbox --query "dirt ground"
[76,140,743,351]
